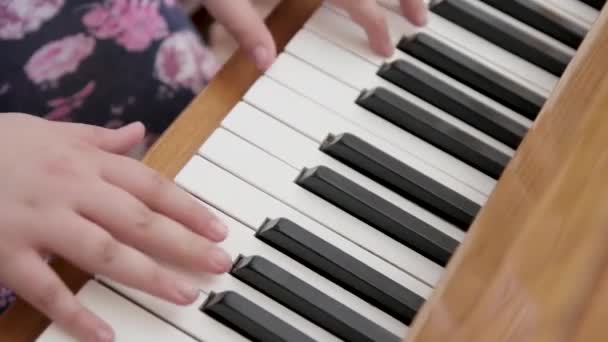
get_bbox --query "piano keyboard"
[37,0,604,341]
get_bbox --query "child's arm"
[0,113,231,342]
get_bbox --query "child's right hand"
[0,113,232,342]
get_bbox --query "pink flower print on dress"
[45,81,96,121]
[154,31,218,94]
[83,0,169,52]
[25,33,95,85]
[0,83,9,96]
[0,0,64,40]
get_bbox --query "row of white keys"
[303,6,533,129]
[175,150,434,296]
[105,201,406,338]
[222,101,465,242]
[196,129,443,286]
[324,2,558,95]
[37,281,203,342]
[244,76,488,206]
[284,28,514,159]
[266,53,496,197]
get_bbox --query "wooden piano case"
[2,1,608,340]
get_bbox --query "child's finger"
[400,0,428,26]
[97,152,228,244]
[52,120,146,155]
[41,212,201,307]
[204,0,276,70]
[330,0,394,56]
[76,181,231,273]
[0,251,114,342]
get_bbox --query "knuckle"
[145,170,172,198]
[22,196,44,210]
[368,10,386,29]
[41,153,80,179]
[60,306,87,328]
[133,205,157,231]
[94,236,121,266]
[85,126,107,146]
[35,283,63,312]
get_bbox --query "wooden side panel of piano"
[2,0,608,340]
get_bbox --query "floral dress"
[0,0,219,314]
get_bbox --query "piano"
[2,0,608,340]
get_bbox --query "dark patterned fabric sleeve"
[0,0,218,314]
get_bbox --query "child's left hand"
[202,0,427,70]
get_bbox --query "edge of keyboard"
[407,4,608,342]
[3,0,608,341]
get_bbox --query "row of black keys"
[351,39,517,182]
[196,134,472,341]
[201,218,421,342]
[470,0,602,50]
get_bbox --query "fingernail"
[252,45,271,71]
[96,325,114,342]
[383,41,394,57]
[210,220,228,241]
[175,281,199,303]
[416,10,428,26]
[208,246,232,273]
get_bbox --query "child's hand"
[203,0,427,70]
[0,113,231,342]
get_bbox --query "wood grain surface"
[0,1,321,340]
[405,6,608,342]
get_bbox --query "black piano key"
[295,166,458,266]
[580,0,605,10]
[478,0,585,48]
[201,291,315,342]
[377,59,527,149]
[398,33,545,120]
[256,217,424,324]
[430,0,570,76]
[356,87,510,179]
[231,255,400,342]
[320,133,480,229]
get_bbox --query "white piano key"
[540,0,599,26]
[174,154,434,296]
[222,101,465,242]
[98,281,251,342]
[303,6,533,129]
[323,2,558,95]
[109,277,338,342]
[284,29,515,158]
[103,259,341,341]
[37,281,199,342]
[266,53,495,197]
[195,130,443,286]
[244,76,488,206]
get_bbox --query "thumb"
[57,121,146,155]
[204,0,276,71]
